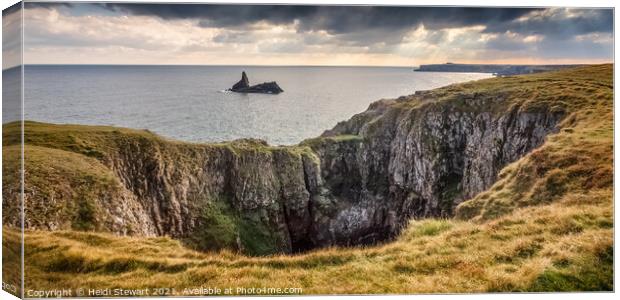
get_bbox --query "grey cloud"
[302,32,332,45]
[24,25,169,51]
[423,31,448,45]
[104,3,317,28]
[3,3,22,70]
[484,35,532,51]
[23,2,72,10]
[478,30,612,60]
[483,8,613,37]
[213,31,260,44]
[257,40,306,53]
[535,36,613,59]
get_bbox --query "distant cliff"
[415,63,583,75]
[3,65,611,256]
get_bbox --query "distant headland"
[415,63,585,76]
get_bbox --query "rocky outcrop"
[327,101,560,205]
[291,90,565,248]
[231,71,250,90]
[237,82,284,94]
[229,71,284,94]
[6,73,570,255]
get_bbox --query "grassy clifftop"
[455,64,613,220]
[3,121,319,255]
[2,64,613,293]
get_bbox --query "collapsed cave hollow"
[11,93,567,256]
[228,103,566,254]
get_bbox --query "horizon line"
[3,62,611,71]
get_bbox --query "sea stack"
[229,71,284,94]
[232,71,250,90]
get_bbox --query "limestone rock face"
[8,85,565,255]
[307,93,564,249]
[143,91,553,251]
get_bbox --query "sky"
[2,3,22,69]
[5,2,615,67]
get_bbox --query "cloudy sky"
[11,2,615,66]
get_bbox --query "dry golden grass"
[455,65,613,221]
[5,190,611,294]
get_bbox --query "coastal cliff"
[2,64,612,256]
[415,63,581,75]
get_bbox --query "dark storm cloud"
[298,7,541,33]
[99,4,542,34]
[102,3,316,28]
[23,2,72,9]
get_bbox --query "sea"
[3,65,491,145]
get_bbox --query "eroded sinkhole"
[8,94,566,257]
[184,110,564,256]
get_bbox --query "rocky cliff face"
[6,76,566,255]
[305,91,564,248]
[92,138,320,255]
